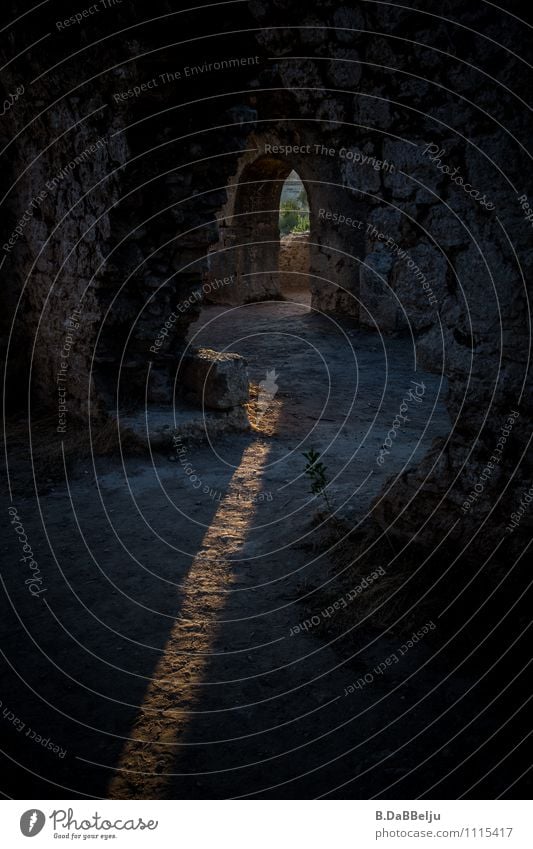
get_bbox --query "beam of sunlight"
[108,434,275,799]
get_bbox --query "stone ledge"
[114,403,250,453]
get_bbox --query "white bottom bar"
[4,800,532,848]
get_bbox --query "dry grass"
[300,513,443,638]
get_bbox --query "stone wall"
[279,232,310,297]
[244,0,532,556]
[0,0,259,418]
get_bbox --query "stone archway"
[204,142,366,318]
[233,155,293,302]
[204,150,328,309]
[205,154,298,304]
[278,170,311,306]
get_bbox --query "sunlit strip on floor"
[108,437,273,798]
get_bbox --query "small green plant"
[293,213,310,233]
[303,448,333,512]
[279,198,299,235]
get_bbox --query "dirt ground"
[5,297,522,800]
